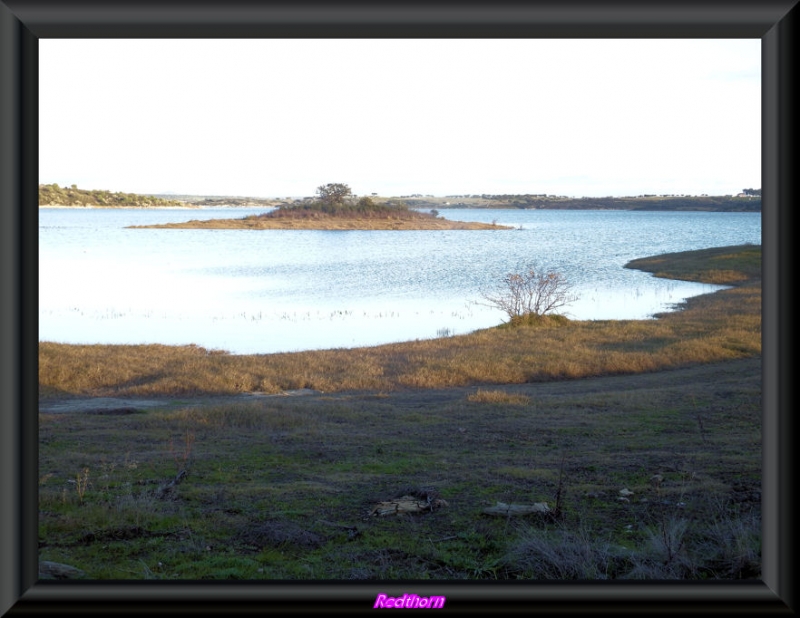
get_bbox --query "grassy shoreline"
[40,244,760,399]
[38,244,762,581]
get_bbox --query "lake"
[38,207,761,355]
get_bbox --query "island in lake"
[128,183,513,231]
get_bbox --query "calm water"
[39,207,761,354]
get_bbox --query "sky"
[39,38,761,199]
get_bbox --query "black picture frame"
[1,1,795,614]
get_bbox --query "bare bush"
[481,265,578,321]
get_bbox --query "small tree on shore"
[481,265,577,322]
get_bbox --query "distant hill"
[39,184,188,207]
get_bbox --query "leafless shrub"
[480,265,578,321]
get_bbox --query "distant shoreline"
[39,204,202,210]
[38,184,761,212]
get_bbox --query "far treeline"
[401,191,761,212]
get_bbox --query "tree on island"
[316,183,353,212]
[272,183,416,219]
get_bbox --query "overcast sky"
[39,38,760,198]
